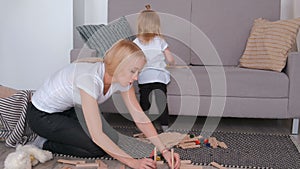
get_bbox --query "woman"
[27,39,180,169]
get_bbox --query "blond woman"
[27,39,180,169]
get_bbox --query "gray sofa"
[71,0,300,134]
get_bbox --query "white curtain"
[282,0,300,50]
[294,0,300,17]
[295,0,300,50]
[281,0,300,18]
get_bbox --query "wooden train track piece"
[210,161,227,169]
[57,159,85,165]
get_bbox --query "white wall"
[0,0,73,90]
[73,0,108,48]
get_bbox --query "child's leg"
[139,83,169,128]
[138,83,152,113]
[152,83,169,126]
[27,103,106,157]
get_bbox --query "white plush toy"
[4,144,53,169]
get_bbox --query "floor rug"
[112,126,300,169]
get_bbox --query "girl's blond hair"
[75,39,146,76]
[137,5,161,44]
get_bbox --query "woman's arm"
[79,89,155,169]
[164,48,175,66]
[121,87,181,169]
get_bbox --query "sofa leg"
[292,118,299,135]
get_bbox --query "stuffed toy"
[4,144,53,169]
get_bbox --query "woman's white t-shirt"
[31,62,131,113]
[133,36,170,84]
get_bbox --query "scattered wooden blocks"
[176,134,228,150]
[57,159,108,169]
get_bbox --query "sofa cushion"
[168,95,288,118]
[168,66,288,98]
[76,16,133,58]
[239,17,300,72]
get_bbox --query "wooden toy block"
[180,144,201,149]
[156,161,164,165]
[208,137,218,148]
[154,147,157,162]
[210,161,227,169]
[181,166,203,169]
[180,137,200,144]
[133,133,146,138]
[180,159,204,169]
[95,159,108,168]
[178,142,196,147]
[180,162,203,169]
[171,149,174,169]
[76,163,99,168]
[61,166,72,169]
[217,141,228,149]
[181,160,192,164]
[205,143,211,147]
[57,159,86,165]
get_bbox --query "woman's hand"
[130,158,157,169]
[162,150,181,169]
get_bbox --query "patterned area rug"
[112,126,300,169]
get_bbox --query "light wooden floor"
[1,115,299,169]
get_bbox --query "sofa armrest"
[0,86,18,98]
[286,52,300,118]
[70,47,97,63]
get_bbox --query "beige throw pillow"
[239,17,300,72]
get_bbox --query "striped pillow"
[239,17,300,72]
[76,16,134,58]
